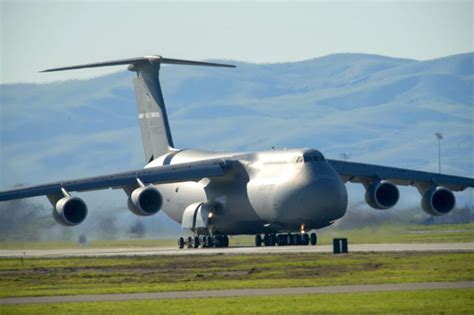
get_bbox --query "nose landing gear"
[255,232,317,247]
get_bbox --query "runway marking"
[0,242,473,258]
[1,281,473,304]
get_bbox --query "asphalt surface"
[0,242,473,258]
[1,281,472,304]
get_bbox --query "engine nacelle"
[128,186,162,216]
[421,186,455,216]
[53,196,88,226]
[364,180,399,210]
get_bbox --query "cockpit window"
[302,151,326,163]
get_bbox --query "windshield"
[302,151,326,163]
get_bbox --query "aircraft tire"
[214,235,221,248]
[255,234,262,247]
[288,233,295,246]
[295,234,302,245]
[178,237,185,249]
[276,234,286,246]
[205,236,213,248]
[193,236,199,248]
[215,235,227,248]
[187,236,193,248]
[263,234,270,246]
[198,235,205,248]
[302,233,309,245]
[272,234,277,246]
[310,233,317,245]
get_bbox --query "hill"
[0,53,472,239]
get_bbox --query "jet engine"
[127,186,162,216]
[421,186,455,216]
[364,180,399,210]
[53,196,88,226]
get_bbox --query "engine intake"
[421,186,455,216]
[365,180,399,210]
[53,196,88,226]
[128,186,162,216]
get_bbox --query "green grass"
[0,252,473,298]
[1,289,473,314]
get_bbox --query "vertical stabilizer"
[40,55,235,163]
[131,63,174,162]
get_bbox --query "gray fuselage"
[146,148,348,235]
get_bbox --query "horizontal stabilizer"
[41,55,236,72]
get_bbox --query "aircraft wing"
[327,159,474,191]
[0,159,233,202]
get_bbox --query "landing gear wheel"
[270,234,276,246]
[302,233,309,245]
[288,233,295,246]
[187,236,193,248]
[214,235,221,248]
[223,235,229,248]
[276,234,287,246]
[255,234,262,247]
[178,237,185,249]
[295,234,302,245]
[193,236,200,248]
[198,236,205,248]
[263,234,270,246]
[310,233,317,246]
[206,236,213,248]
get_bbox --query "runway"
[0,242,473,258]
[1,281,472,304]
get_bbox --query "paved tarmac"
[1,281,472,304]
[0,242,473,258]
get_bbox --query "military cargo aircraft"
[1,56,473,248]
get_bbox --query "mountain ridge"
[1,52,472,183]
[1,52,472,239]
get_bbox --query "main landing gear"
[178,235,229,249]
[255,232,317,247]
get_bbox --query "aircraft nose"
[279,177,347,224]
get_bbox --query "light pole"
[435,132,443,173]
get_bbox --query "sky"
[1,1,473,84]
[0,1,472,235]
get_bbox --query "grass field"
[0,252,473,298]
[1,251,473,313]
[1,223,472,250]
[1,289,473,314]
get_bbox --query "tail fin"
[42,56,235,163]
